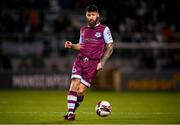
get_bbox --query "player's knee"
[77,85,87,94]
[69,78,81,91]
[69,84,78,91]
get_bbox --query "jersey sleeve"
[79,28,82,44]
[79,35,82,44]
[103,26,113,44]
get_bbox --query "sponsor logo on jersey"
[107,29,113,41]
[84,38,98,42]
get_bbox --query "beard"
[88,17,99,27]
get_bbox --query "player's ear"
[97,12,99,18]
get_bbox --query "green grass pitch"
[0,89,180,124]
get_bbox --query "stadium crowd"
[0,0,180,72]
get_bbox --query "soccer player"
[64,4,113,121]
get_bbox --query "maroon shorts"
[71,56,99,87]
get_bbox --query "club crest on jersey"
[95,32,101,38]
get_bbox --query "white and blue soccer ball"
[95,100,112,117]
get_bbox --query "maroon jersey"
[78,24,113,59]
[71,23,113,87]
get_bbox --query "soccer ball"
[95,100,112,117]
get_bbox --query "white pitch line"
[0,111,180,115]
[0,112,65,114]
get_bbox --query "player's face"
[86,11,99,27]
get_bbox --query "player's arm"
[97,26,114,70]
[65,30,82,50]
[97,43,113,70]
[64,41,81,51]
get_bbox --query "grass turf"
[0,89,180,124]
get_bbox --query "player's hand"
[65,41,73,49]
[96,62,104,71]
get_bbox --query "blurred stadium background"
[0,0,180,91]
[0,0,180,124]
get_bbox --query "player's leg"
[75,59,99,110]
[75,83,88,110]
[65,78,80,121]
[65,57,83,120]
